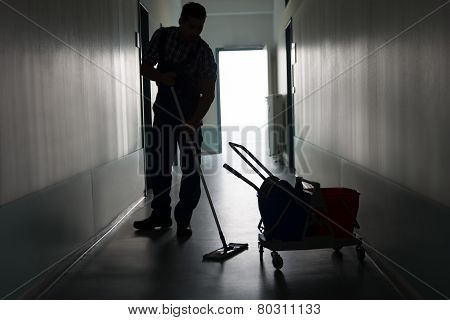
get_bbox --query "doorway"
[217,48,269,154]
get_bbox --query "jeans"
[146,113,203,226]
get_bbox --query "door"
[285,19,295,170]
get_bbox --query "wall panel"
[0,0,141,205]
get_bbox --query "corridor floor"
[42,144,401,299]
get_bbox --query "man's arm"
[187,78,216,128]
[140,64,176,86]
[140,27,175,86]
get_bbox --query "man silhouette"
[134,2,217,237]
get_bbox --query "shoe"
[176,224,192,238]
[133,214,172,230]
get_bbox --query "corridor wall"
[0,0,180,299]
[273,0,450,298]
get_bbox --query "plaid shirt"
[143,27,217,88]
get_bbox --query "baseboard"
[5,197,145,300]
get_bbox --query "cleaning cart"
[223,142,365,270]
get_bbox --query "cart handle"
[223,163,259,192]
[228,142,274,181]
[297,176,321,190]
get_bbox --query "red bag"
[309,188,360,238]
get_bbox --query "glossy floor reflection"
[43,143,401,299]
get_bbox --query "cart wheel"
[356,245,366,261]
[333,246,342,252]
[271,252,283,270]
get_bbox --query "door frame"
[285,18,295,170]
[138,2,152,195]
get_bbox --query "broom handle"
[170,87,228,249]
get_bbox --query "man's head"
[179,2,207,41]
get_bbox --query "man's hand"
[160,72,176,86]
[186,119,201,129]
[180,123,196,142]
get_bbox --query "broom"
[170,87,248,261]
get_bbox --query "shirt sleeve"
[199,46,217,81]
[142,27,163,66]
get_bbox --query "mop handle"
[170,87,228,249]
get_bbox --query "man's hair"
[180,2,207,21]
